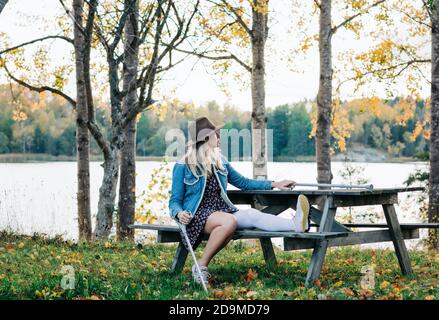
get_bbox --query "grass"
[0,231,438,300]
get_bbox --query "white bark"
[316,0,333,186]
[251,0,268,179]
[429,0,439,248]
[118,0,139,240]
[73,0,92,241]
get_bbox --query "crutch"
[291,183,374,190]
[176,219,209,293]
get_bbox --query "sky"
[0,0,431,112]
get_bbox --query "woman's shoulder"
[173,157,197,175]
[220,154,229,165]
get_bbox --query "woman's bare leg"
[197,211,237,267]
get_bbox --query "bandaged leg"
[233,208,295,231]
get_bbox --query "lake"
[0,161,429,249]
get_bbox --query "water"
[0,161,429,249]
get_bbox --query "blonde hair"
[184,140,225,177]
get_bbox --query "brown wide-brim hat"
[187,116,224,147]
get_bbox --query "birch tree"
[0,0,199,240]
[164,0,270,179]
[91,0,199,239]
[425,0,439,248]
[334,0,437,247]
[293,0,386,185]
[0,0,95,242]
[117,0,139,240]
[73,0,94,241]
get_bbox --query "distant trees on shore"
[0,86,429,160]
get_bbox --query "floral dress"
[179,172,238,251]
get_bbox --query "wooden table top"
[227,186,424,196]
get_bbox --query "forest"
[0,85,430,160]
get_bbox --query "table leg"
[309,207,351,232]
[305,198,337,286]
[382,204,413,275]
[170,238,202,274]
[253,204,289,266]
[170,242,188,274]
[260,238,277,265]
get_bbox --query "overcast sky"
[0,0,431,111]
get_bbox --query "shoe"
[192,263,211,285]
[294,194,310,232]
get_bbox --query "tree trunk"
[73,0,92,242]
[316,0,333,186]
[0,0,8,15]
[118,0,139,241]
[251,0,268,179]
[94,148,119,239]
[429,2,439,249]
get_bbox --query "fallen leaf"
[283,291,297,297]
[244,269,258,283]
[343,288,354,297]
[380,281,390,289]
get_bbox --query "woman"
[168,117,310,286]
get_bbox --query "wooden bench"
[129,187,439,286]
[128,223,433,273]
[129,223,349,274]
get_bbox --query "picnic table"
[130,186,439,286]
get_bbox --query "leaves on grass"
[243,268,257,283]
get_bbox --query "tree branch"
[0,35,73,55]
[313,0,321,10]
[160,44,251,72]
[2,61,77,107]
[331,0,386,34]
[88,120,111,158]
[220,0,251,35]
[59,0,86,35]
[336,58,431,92]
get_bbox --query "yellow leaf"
[380,281,390,289]
[334,281,343,288]
[425,295,435,300]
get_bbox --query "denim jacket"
[168,156,272,221]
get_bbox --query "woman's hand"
[177,210,193,224]
[272,179,296,190]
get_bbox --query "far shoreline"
[0,153,427,164]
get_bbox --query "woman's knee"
[221,213,237,233]
[205,211,237,234]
